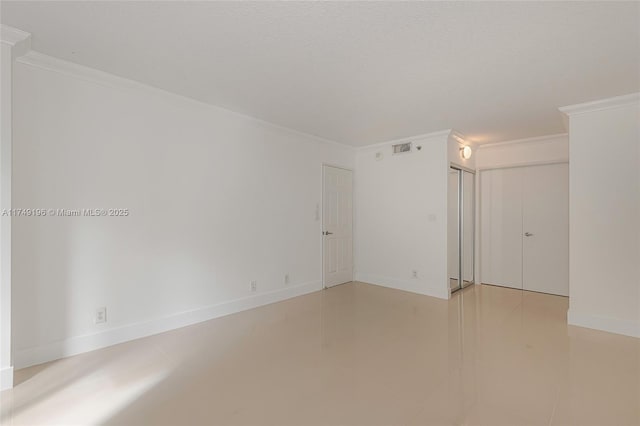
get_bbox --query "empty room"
[0,1,639,425]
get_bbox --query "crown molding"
[449,130,474,147]
[15,50,354,151]
[1,25,30,46]
[1,25,31,57]
[559,93,640,117]
[478,133,568,149]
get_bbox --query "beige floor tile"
[1,282,638,426]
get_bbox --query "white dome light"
[460,145,472,160]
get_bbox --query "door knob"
[323,231,333,235]
[524,232,534,237]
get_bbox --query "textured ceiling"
[2,1,639,146]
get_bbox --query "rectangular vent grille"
[392,142,412,154]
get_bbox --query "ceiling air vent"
[392,142,412,154]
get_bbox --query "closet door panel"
[522,163,569,296]
[462,170,475,285]
[448,168,460,292]
[480,168,523,289]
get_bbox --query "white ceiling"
[2,1,639,146]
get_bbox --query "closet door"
[480,168,523,289]
[462,170,475,286]
[448,167,476,293]
[448,168,460,292]
[522,164,569,296]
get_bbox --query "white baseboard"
[567,309,640,338]
[355,273,449,300]
[1,366,13,391]
[15,281,322,369]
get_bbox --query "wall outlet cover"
[95,307,107,324]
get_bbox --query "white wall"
[11,52,354,368]
[476,133,568,170]
[354,132,450,299]
[561,94,640,337]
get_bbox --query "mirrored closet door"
[448,166,475,293]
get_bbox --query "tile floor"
[1,282,639,425]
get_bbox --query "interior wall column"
[0,25,30,391]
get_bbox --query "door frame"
[477,160,569,288]
[321,163,354,289]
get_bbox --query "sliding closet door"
[449,167,475,293]
[462,170,475,286]
[480,168,523,289]
[522,164,569,296]
[448,168,460,292]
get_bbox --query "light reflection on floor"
[1,282,639,426]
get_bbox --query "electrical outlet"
[412,270,418,279]
[95,307,107,324]
[284,274,290,285]
[250,280,257,292]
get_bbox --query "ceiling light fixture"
[460,146,472,160]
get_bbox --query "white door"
[522,164,569,296]
[480,163,569,296]
[323,165,353,288]
[480,167,524,289]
